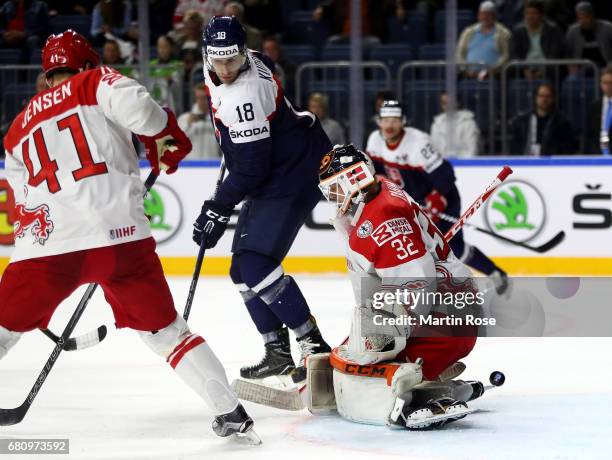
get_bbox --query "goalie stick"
[0,172,159,426]
[232,167,513,412]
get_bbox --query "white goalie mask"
[318,144,377,217]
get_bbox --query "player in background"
[366,101,508,293]
[315,144,484,429]
[0,30,258,442]
[192,16,332,384]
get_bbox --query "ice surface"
[1,276,610,459]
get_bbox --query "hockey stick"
[39,325,108,352]
[183,160,227,321]
[436,211,565,253]
[443,166,513,241]
[36,172,159,351]
[0,172,159,426]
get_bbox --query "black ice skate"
[212,403,261,445]
[490,268,509,295]
[291,324,331,384]
[240,327,295,380]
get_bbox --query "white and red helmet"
[318,144,376,215]
[42,29,99,76]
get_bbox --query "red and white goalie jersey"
[3,66,168,262]
[345,177,470,303]
[342,177,472,364]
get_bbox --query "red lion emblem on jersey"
[14,203,54,245]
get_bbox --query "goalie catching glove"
[193,200,232,249]
[138,108,192,174]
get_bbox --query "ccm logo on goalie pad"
[371,217,413,247]
[330,350,400,385]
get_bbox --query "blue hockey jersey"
[203,51,332,209]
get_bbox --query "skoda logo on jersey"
[357,220,373,238]
[484,180,546,243]
[144,182,183,245]
[207,45,239,58]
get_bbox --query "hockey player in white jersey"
[0,30,258,442]
[310,144,486,430]
[192,16,332,386]
[366,100,508,294]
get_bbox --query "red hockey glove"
[138,108,192,175]
[424,189,447,222]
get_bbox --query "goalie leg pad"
[306,352,336,414]
[0,325,22,360]
[139,315,238,415]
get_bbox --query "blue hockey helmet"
[202,16,248,81]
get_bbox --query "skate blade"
[404,407,478,430]
[231,378,305,411]
[231,428,262,446]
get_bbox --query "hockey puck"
[489,371,505,386]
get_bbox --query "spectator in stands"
[177,9,205,53]
[313,1,385,43]
[224,1,263,51]
[149,0,176,39]
[262,35,295,94]
[430,91,481,158]
[511,0,565,80]
[0,0,48,60]
[308,92,346,146]
[565,2,612,71]
[456,1,511,78]
[586,65,612,155]
[172,0,225,35]
[91,0,133,46]
[102,39,135,77]
[242,0,282,37]
[48,1,96,15]
[178,83,222,158]
[35,71,46,93]
[150,35,181,111]
[510,82,576,155]
[180,48,201,113]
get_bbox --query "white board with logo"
[1,159,611,259]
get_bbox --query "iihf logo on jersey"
[13,203,54,245]
[357,220,373,238]
[109,225,136,240]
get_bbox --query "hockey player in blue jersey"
[192,16,332,384]
[366,100,508,293]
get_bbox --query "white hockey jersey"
[365,127,458,206]
[3,66,168,262]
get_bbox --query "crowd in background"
[1,0,612,157]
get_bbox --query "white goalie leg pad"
[0,325,22,360]
[139,315,238,415]
[332,360,422,425]
[306,352,336,414]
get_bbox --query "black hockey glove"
[193,200,232,249]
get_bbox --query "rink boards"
[1,157,611,275]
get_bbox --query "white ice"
[1,276,611,460]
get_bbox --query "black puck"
[489,371,505,386]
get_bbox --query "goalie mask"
[318,144,376,216]
[202,16,248,83]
